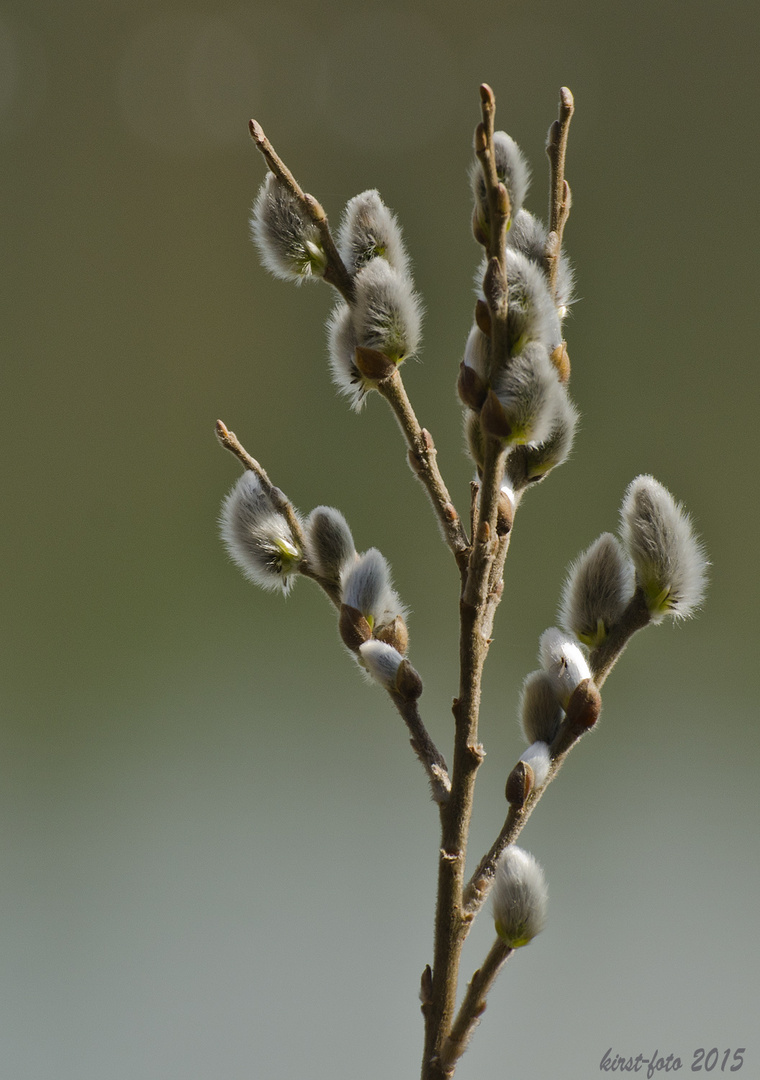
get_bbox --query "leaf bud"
[563,678,602,734]
[354,345,397,382]
[339,604,373,652]
[220,472,303,593]
[619,475,708,623]
[374,613,409,656]
[505,759,533,808]
[250,173,327,283]
[492,846,548,948]
[550,342,571,384]
[458,360,489,412]
[559,532,635,647]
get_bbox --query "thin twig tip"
[560,86,574,109]
[248,119,263,142]
[479,83,494,104]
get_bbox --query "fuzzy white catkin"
[538,628,591,707]
[250,173,326,283]
[304,507,357,584]
[220,472,302,593]
[559,532,635,646]
[352,257,423,362]
[358,639,404,689]
[507,209,575,315]
[504,248,563,355]
[470,131,531,221]
[341,548,406,629]
[619,475,708,623]
[491,343,564,447]
[519,669,565,745]
[337,190,411,278]
[326,301,369,411]
[492,846,548,948]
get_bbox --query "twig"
[390,693,452,805]
[439,938,514,1074]
[248,119,356,303]
[475,84,511,378]
[377,369,470,570]
[544,87,574,299]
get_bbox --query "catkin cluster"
[220,476,421,699]
[460,131,579,518]
[252,176,422,410]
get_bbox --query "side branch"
[545,87,574,298]
[463,593,652,917]
[439,938,513,1074]
[475,85,511,372]
[391,693,452,805]
[377,369,470,568]
[248,119,356,303]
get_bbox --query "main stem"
[422,437,507,1080]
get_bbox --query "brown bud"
[457,361,488,412]
[339,604,372,652]
[506,759,534,808]
[375,614,409,656]
[564,678,602,733]
[550,341,571,384]
[354,345,396,382]
[419,965,433,1008]
[480,389,512,441]
[475,299,492,336]
[395,658,423,702]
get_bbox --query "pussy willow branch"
[545,87,574,298]
[248,125,470,572]
[216,419,451,797]
[421,88,518,1078]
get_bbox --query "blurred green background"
[2,1,758,1077]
